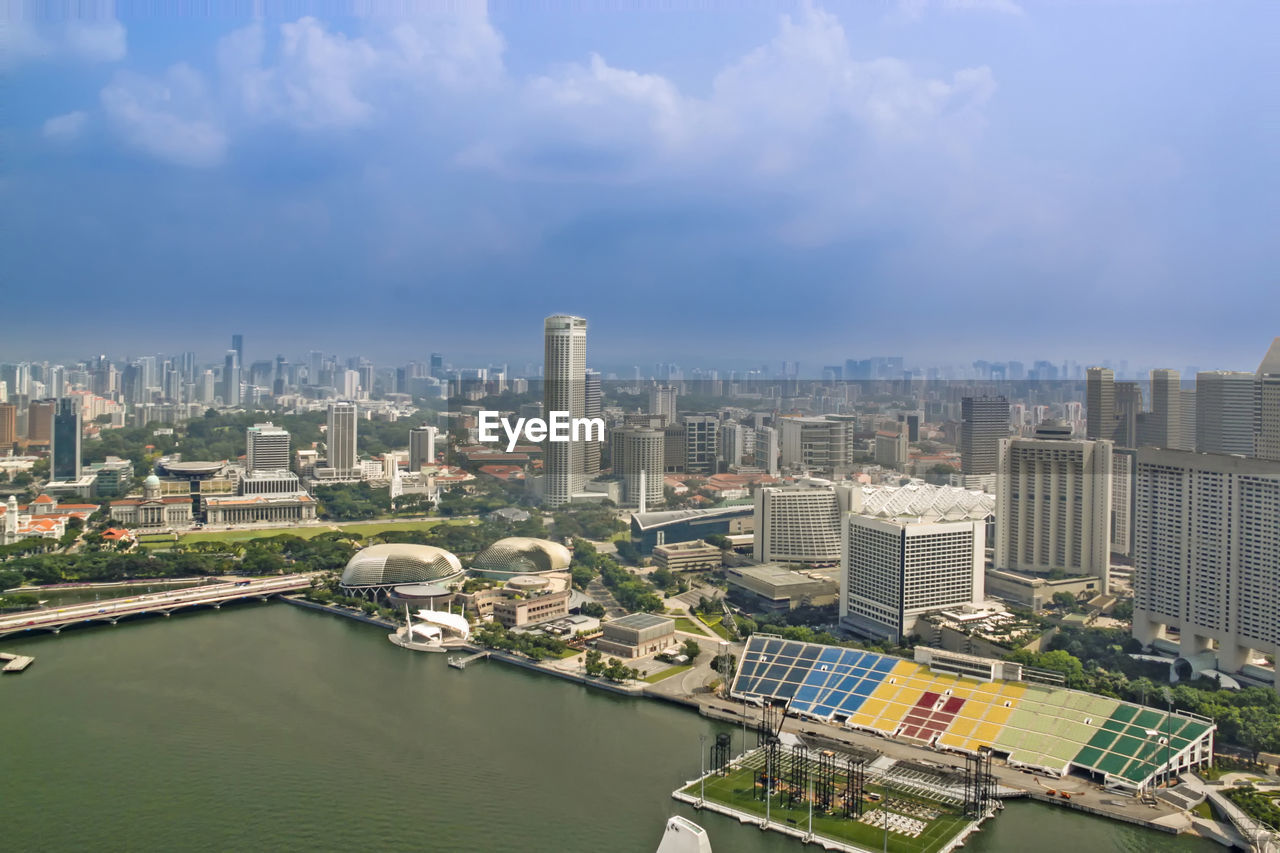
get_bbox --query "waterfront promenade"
[0,574,314,638]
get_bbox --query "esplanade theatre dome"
[340,544,464,598]
[470,537,572,579]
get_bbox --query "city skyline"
[6,2,1278,367]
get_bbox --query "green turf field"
[137,518,473,548]
[682,758,970,853]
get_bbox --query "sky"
[3,0,1277,374]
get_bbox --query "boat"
[655,816,712,853]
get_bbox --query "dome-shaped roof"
[144,474,161,486]
[471,537,572,576]
[341,543,464,589]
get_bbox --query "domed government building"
[339,544,464,599]
[469,537,572,580]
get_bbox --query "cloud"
[897,0,1024,19]
[100,65,228,167]
[42,111,88,142]
[1,17,127,69]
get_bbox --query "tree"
[1051,591,1077,610]
[680,637,701,662]
[584,648,604,677]
[580,601,605,618]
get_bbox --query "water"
[0,603,1219,853]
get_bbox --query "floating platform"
[1,652,35,673]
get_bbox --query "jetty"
[448,650,490,670]
[1,652,34,673]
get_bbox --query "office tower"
[1114,382,1143,448]
[137,355,157,393]
[1086,367,1114,441]
[340,369,360,399]
[246,423,291,474]
[0,403,15,448]
[1195,371,1255,455]
[753,479,852,566]
[231,334,244,369]
[663,422,686,473]
[754,425,779,476]
[1178,389,1196,451]
[959,396,1009,476]
[873,424,908,470]
[409,425,439,471]
[181,351,197,383]
[27,400,54,443]
[358,362,375,397]
[542,314,587,507]
[429,352,444,379]
[612,426,664,509]
[841,487,990,641]
[327,401,358,473]
[197,371,216,404]
[720,422,748,468]
[222,350,241,407]
[649,385,677,423]
[682,415,718,474]
[1132,449,1280,680]
[777,415,857,476]
[584,369,602,477]
[897,412,921,442]
[52,398,81,481]
[995,423,1113,591]
[1256,338,1280,461]
[1143,368,1182,448]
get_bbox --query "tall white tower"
[542,315,587,507]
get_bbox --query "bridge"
[0,575,314,639]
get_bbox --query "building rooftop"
[730,564,836,589]
[854,482,994,522]
[631,505,752,530]
[606,612,674,631]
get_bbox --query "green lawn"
[698,613,736,641]
[138,517,472,549]
[643,664,693,683]
[675,617,708,635]
[684,763,970,853]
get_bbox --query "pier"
[1,652,34,673]
[448,650,490,669]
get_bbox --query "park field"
[137,518,475,548]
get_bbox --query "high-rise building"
[1195,371,1255,455]
[429,352,444,379]
[1086,367,1114,442]
[754,426,779,476]
[1256,338,1280,462]
[222,350,241,407]
[231,334,244,370]
[409,425,439,471]
[52,398,81,481]
[841,484,991,641]
[1114,382,1143,448]
[995,423,1113,590]
[612,426,664,510]
[1132,449,1280,684]
[584,369,602,477]
[649,385,677,423]
[777,416,857,476]
[0,404,15,449]
[753,478,851,566]
[246,423,291,474]
[542,314,587,507]
[960,396,1009,476]
[1110,448,1136,558]
[27,399,54,443]
[327,402,358,473]
[1143,368,1182,449]
[682,415,719,474]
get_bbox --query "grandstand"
[732,636,1215,792]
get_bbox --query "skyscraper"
[27,399,54,443]
[584,369,602,477]
[1086,367,1114,441]
[52,398,81,481]
[612,426,664,510]
[542,315,587,507]
[222,350,241,407]
[1256,338,1280,462]
[327,401,358,474]
[1132,449,1280,681]
[231,334,244,369]
[959,396,1009,476]
[0,404,15,449]
[246,423,291,474]
[753,479,852,566]
[995,423,1113,591]
[1143,368,1182,449]
[682,414,719,474]
[649,385,677,423]
[409,425,439,471]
